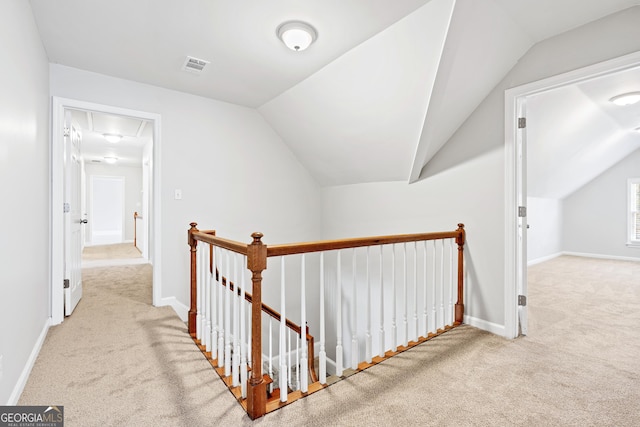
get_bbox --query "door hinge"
[518,117,526,128]
[63,127,70,137]
[63,202,70,213]
[518,206,527,217]
[518,295,527,306]
[63,279,70,289]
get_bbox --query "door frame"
[503,50,640,339]
[51,97,162,324]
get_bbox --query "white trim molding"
[159,297,189,322]
[562,251,640,262]
[463,315,505,337]
[7,318,51,405]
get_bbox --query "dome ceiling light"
[609,92,640,106]
[103,133,122,143]
[277,21,317,52]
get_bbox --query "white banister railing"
[188,223,465,420]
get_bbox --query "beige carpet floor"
[19,255,640,426]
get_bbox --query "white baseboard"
[562,251,640,262]
[158,297,189,322]
[7,317,51,405]
[464,315,505,337]
[528,252,562,266]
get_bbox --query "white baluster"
[378,245,385,358]
[246,297,251,371]
[336,250,344,377]
[232,253,240,387]
[431,241,436,334]
[422,241,428,337]
[391,245,397,352]
[200,244,207,342]
[300,254,308,392]
[279,257,288,402]
[439,240,445,331]
[288,329,292,390]
[240,255,247,398]
[204,244,211,352]
[365,246,372,364]
[210,246,218,358]
[217,249,224,366]
[319,252,327,384]
[403,243,408,348]
[413,241,418,343]
[224,250,231,376]
[196,245,202,341]
[351,248,358,370]
[268,316,273,393]
[295,329,300,391]
[449,239,454,326]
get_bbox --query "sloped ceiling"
[259,0,456,186]
[528,66,640,199]
[29,0,640,190]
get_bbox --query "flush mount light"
[609,92,640,106]
[104,156,118,164]
[277,21,317,51]
[103,133,122,143]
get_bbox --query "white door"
[516,99,528,335]
[64,111,83,316]
[90,176,124,245]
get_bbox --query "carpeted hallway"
[18,255,640,426]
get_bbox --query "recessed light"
[609,92,640,106]
[104,157,118,164]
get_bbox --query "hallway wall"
[0,1,51,404]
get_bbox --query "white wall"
[527,197,563,264]
[563,149,640,260]
[323,6,640,334]
[84,163,142,244]
[50,64,323,313]
[0,2,50,404]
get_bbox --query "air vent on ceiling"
[182,56,210,74]
[91,159,101,163]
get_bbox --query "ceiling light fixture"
[104,156,118,164]
[277,21,317,52]
[103,133,122,143]
[609,92,640,106]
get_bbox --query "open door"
[516,99,528,336]
[64,110,84,316]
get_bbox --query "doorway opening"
[51,97,162,325]
[504,51,640,339]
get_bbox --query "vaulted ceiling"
[29,0,640,192]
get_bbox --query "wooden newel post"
[246,232,268,420]
[188,222,199,336]
[454,223,466,325]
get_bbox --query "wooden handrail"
[266,230,461,257]
[192,230,248,255]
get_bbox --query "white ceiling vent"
[182,56,210,74]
